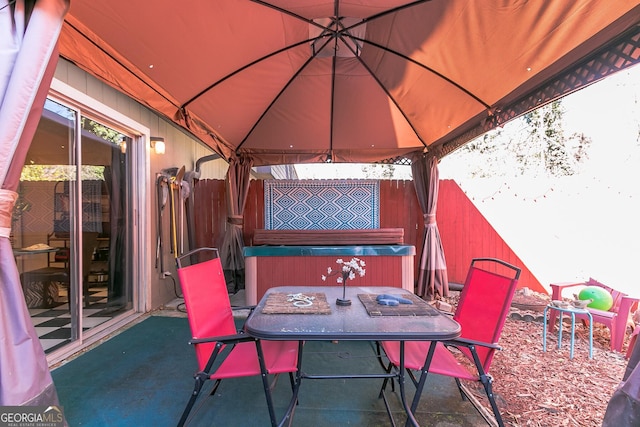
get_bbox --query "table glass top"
[245,286,461,341]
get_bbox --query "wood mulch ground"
[443,289,631,427]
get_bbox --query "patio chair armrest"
[448,337,502,351]
[621,295,640,308]
[617,295,640,321]
[549,282,585,300]
[232,305,257,312]
[189,332,254,346]
[232,306,257,327]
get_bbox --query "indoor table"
[244,285,461,427]
[14,246,61,308]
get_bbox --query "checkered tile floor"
[29,286,117,353]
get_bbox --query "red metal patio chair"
[175,247,300,427]
[379,258,521,427]
[627,326,640,359]
[548,278,639,353]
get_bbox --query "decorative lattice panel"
[264,180,379,230]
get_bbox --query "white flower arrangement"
[321,257,366,284]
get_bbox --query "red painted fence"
[193,179,545,294]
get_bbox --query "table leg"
[544,306,592,359]
[398,342,414,427]
[587,312,593,359]
[557,311,564,349]
[542,306,549,352]
[569,312,576,359]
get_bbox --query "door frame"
[44,79,151,365]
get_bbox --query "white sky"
[439,65,640,295]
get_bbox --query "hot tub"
[243,245,416,305]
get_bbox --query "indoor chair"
[175,247,300,427]
[548,278,638,353]
[379,258,521,427]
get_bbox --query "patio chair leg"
[408,341,437,417]
[177,372,210,427]
[480,375,504,427]
[289,372,295,392]
[375,341,389,371]
[261,373,279,427]
[375,341,399,396]
[454,377,465,400]
[255,341,282,427]
[209,378,222,396]
[378,360,396,398]
[378,388,398,427]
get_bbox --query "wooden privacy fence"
[193,179,544,294]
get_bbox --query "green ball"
[578,286,613,311]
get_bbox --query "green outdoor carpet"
[52,315,487,426]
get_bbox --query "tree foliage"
[20,165,104,181]
[360,163,397,179]
[458,100,591,178]
[20,117,121,181]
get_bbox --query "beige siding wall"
[52,58,228,309]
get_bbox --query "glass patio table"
[244,285,461,427]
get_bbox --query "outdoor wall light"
[150,137,166,154]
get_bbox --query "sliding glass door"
[15,98,135,354]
